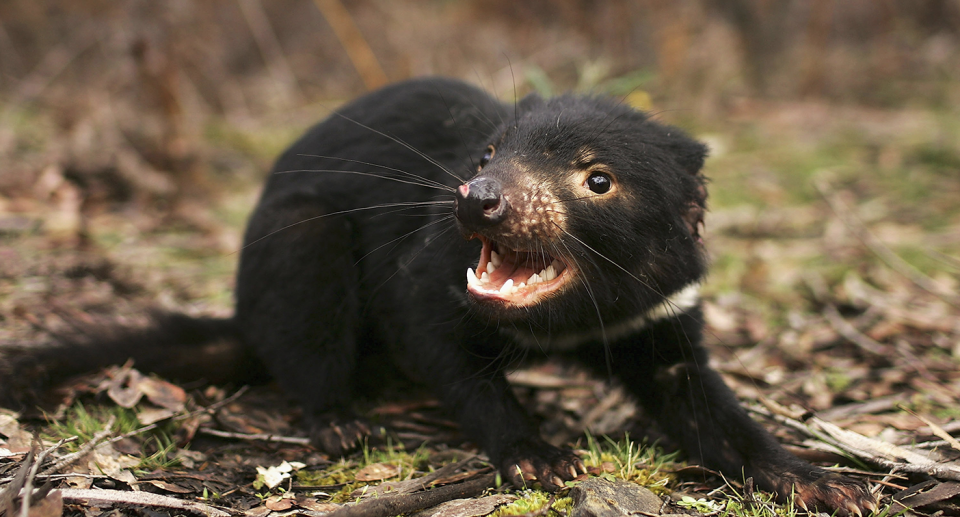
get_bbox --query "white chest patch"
[502,283,701,351]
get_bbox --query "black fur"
[1,77,873,514]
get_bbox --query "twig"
[58,488,231,517]
[40,418,114,477]
[811,418,960,481]
[815,177,960,308]
[40,387,248,477]
[822,304,887,355]
[899,407,960,453]
[312,0,388,90]
[354,455,478,499]
[237,0,303,104]
[197,428,311,445]
[326,471,496,517]
[18,436,73,517]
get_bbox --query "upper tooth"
[500,279,514,294]
[490,250,502,267]
[544,265,556,281]
[486,260,496,274]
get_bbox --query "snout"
[455,176,508,230]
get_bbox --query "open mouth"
[466,236,572,305]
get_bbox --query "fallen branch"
[326,471,496,517]
[198,428,311,445]
[812,418,960,481]
[58,488,231,517]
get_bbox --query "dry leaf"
[265,494,294,511]
[143,480,193,494]
[355,462,401,481]
[138,376,186,412]
[136,407,177,426]
[105,366,145,408]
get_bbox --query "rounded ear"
[669,138,709,178]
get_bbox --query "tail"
[0,313,267,411]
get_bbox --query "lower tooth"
[467,268,479,285]
[481,271,490,282]
[500,279,514,294]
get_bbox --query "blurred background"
[0,0,958,445]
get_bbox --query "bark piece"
[415,494,516,517]
[569,478,662,517]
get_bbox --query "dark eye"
[479,145,495,169]
[585,172,612,194]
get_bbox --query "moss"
[490,490,571,517]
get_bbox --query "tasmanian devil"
[2,77,874,514]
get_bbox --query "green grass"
[580,433,676,494]
[42,402,184,473]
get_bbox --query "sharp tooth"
[545,265,556,281]
[481,271,490,282]
[490,250,502,267]
[518,282,526,288]
[486,260,496,274]
[467,268,479,285]
[500,279,514,294]
[527,273,540,285]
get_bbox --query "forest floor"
[1,93,959,516]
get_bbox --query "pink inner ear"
[682,201,705,240]
[458,184,470,197]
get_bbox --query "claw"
[568,465,578,478]
[846,502,862,517]
[551,475,564,488]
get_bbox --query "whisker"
[435,89,481,172]
[364,222,459,304]
[289,154,455,191]
[330,111,466,183]
[355,215,455,265]
[274,167,454,192]
[240,201,452,252]
[471,70,507,130]
[556,236,611,374]
[550,221,660,295]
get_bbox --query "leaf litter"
[1,95,959,517]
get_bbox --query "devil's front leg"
[419,343,586,491]
[585,314,876,516]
